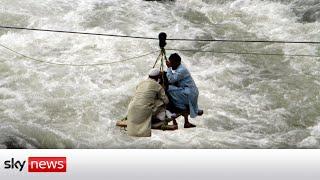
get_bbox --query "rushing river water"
[0,0,320,148]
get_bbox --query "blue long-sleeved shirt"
[166,64,199,118]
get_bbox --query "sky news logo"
[4,157,67,172]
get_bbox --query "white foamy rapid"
[0,0,319,148]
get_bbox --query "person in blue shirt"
[165,53,203,128]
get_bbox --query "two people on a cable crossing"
[127,53,203,137]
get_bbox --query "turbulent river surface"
[0,0,320,148]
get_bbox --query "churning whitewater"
[0,0,320,148]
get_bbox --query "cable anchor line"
[1,25,320,44]
[0,43,157,66]
[165,48,320,58]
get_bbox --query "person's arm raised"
[166,66,187,84]
[159,87,169,105]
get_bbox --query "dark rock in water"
[2,136,27,149]
[4,140,27,149]
[0,135,39,149]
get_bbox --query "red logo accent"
[28,157,67,172]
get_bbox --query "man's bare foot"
[184,123,196,128]
[197,110,204,116]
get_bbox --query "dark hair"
[169,53,181,64]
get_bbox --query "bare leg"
[172,118,178,125]
[183,112,196,128]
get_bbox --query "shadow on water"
[292,0,320,23]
